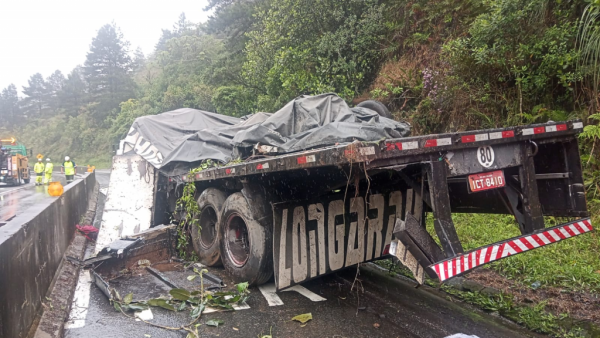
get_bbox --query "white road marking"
[444,334,480,338]
[65,270,92,329]
[258,283,327,306]
[281,285,326,302]
[258,283,285,306]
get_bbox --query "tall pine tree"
[0,84,20,126]
[84,23,135,120]
[46,70,66,114]
[22,73,50,117]
[60,66,88,115]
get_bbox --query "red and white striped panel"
[488,130,515,140]
[430,218,593,282]
[461,133,489,143]
[424,137,452,148]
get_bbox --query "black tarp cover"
[122,93,411,175]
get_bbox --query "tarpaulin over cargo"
[233,93,411,153]
[122,93,410,175]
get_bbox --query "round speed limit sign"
[477,146,495,168]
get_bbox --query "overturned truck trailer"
[118,94,592,289]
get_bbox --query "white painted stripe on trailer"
[437,138,452,146]
[538,234,551,245]
[525,236,540,248]
[569,224,581,235]
[438,263,446,281]
[475,134,489,141]
[541,232,556,244]
[522,128,534,135]
[547,230,561,241]
[402,141,419,150]
[573,122,584,129]
[282,285,327,302]
[489,132,502,139]
[470,252,478,269]
[258,283,284,306]
[65,270,92,329]
[546,125,557,132]
[478,248,487,265]
[579,221,591,232]
[559,227,572,238]
[514,239,529,252]
[490,245,500,261]
[455,258,462,275]
[359,147,376,155]
[447,259,454,278]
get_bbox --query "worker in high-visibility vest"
[34,158,45,186]
[44,158,54,184]
[62,156,77,183]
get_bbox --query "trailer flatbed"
[164,120,591,289]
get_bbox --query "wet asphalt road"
[64,168,543,338]
[94,169,111,187]
[0,170,93,224]
[64,264,542,338]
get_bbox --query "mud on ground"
[468,269,600,325]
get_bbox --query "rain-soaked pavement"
[0,171,92,224]
[64,263,542,338]
[63,169,543,338]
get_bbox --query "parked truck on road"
[0,137,31,186]
[113,94,592,289]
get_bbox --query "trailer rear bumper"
[429,218,593,282]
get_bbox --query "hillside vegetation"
[2,0,600,335]
[0,1,598,173]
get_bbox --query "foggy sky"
[0,0,210,93]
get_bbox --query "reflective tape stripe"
[462,134,489,143]
[401,141,418,150]
[547,230,561,241]
[425,137,451,147]
[569,224,581,235]
[489,132,502,139]
[297,155,316,164]
[573,122,584,129]
[257,163,269,170]
[522,128,534,135]
[430,218,593,282]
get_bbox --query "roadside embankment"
[0,172,96,338]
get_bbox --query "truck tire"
[356,100,392,118]
[191,188,226,266]
[219,192,273,285]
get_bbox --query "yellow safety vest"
[34,162,45,174]
[64,161,75,175]
[45,163,54,174]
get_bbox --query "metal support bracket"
[427,159,463,257]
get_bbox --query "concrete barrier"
[0,172,96,338]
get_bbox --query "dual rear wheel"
[190,189,273,285]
